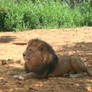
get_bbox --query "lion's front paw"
[13,75,25,80]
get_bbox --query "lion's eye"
[39,46,44,51]
[40,47,43,51]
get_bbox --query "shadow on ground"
[0,60,91,92]
[13,42,27,45]
[0,36,16,43]
[56,42,92,66]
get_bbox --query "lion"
[22,39,58,79]
[14,39,92,80]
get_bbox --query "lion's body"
[21,39,92,79]
[49,55,72,76]
[49,55,89,77]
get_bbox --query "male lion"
[14,39,92,80]
[22,39,58,79]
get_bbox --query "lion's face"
[23,39,58,76]
[23,46,43,66]
[23,39,50,71]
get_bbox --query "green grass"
[13,68,24,75]
[0,0,92,31]
[88,82,92,86]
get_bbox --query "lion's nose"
[23,53,25,56]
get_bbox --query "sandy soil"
[0,27,92,92]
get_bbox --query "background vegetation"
[0,0,92,31]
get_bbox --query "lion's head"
[23,39,58,78]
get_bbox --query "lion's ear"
[38,44,44,51]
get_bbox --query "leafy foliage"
[0,0,91,31]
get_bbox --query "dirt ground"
[0,27,92,92]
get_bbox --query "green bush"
[80,2,92,26]
[0,0,92,31]
[0,7,7,31]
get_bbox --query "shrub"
[0,7,7,31]
[0,0,91,31]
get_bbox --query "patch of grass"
[16,60,21,64]
[2,68,9,72]
[13,68,24,75]
[88,82,92,86]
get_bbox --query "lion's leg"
[13,72,38,80]
[70,56,87,72]
[14,70,48,80]
[69,73,87,78]
[69,56,87,77]
[16,72,47,80]
[21,72,39,79]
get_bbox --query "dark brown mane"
[24,39,58,78]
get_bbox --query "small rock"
[0,78,7,84]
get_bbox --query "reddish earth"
[0,27,92,92]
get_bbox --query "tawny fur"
[22,39,92,79]
[49,55,92,78]
[23,39,58,78]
